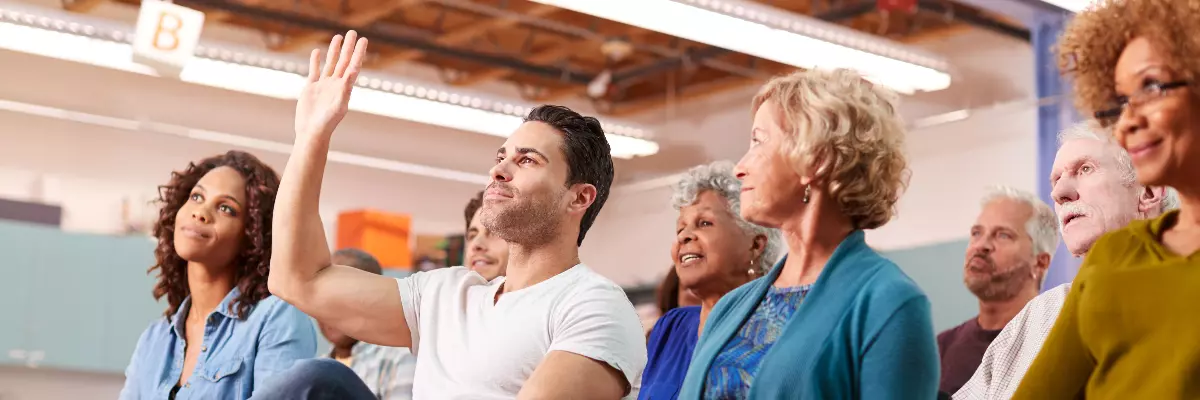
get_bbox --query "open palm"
[295,30,369,140]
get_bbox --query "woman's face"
[1112,37,1200,188]
[672,190,761,298]
[173,166,248,269]
[735,101,808,229]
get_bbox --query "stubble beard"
[966,261,1036,302]
[479,192,562,247]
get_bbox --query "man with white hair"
[953,121,1176,399]
[937,186,1058,395]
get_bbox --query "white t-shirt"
[396,264,647,399]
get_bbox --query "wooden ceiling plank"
[897,23,973,44]
[63,0,106,13]
[270,0,427,51]
[607,76,759,117]
[372,3,561,66]
[207,0,271,23]
[455,27,653,88]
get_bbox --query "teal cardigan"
[678,230,939,399]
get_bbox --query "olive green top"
[1013,210,1200,399]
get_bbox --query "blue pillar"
[1033,10,1082,291]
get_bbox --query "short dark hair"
[464,190,484,232]
[524,105,614,246]
[332,248,382,275]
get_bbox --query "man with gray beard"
[937,186,1059,396]
[953,121,1176,400]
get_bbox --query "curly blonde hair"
[752,69,911,230]
[1057,0,1200,121]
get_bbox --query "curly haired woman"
[677,69,938,399]
[118,150,317,400]
[1012,0,1200,398]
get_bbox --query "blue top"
[679,230,939,399]
[704,285,812,398]
[639,306,701,400]
[118,288,317,400]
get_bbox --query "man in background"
[318,248,416,400]
[462,189,508,281]
[938,186,1058,395]
[954,121,1176,399]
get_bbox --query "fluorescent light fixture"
[530,0,953,94]
[0,98,493,185]
[0,4,660,159]
[1038,0,1097,12]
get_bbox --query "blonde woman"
[678,69,938,399]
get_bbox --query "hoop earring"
[802,184,812,204]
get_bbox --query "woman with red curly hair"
[1013,0,1200,398]
[118,150,317,400]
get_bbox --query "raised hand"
[294,30,369,141]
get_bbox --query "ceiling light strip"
[530,0,952,94]
[0,3,659,158]
[683,0,949,71]
[0,98,492,185]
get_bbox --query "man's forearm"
[269,135,335,302]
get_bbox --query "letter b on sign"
[133,0,205,77]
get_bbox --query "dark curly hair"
[1057,0,1200,123]
[464,190,484,232]
[149,150,281,319]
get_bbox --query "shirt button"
[201,345,207,352]
[185,383,190,388]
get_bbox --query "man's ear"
[567,183,597,215]
[1138,186,1167,216]
[1034,251,1052,287]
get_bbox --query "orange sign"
[336,209,413,270]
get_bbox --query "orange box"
[336,209,413,270]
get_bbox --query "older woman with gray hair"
[679,69,939,399]
[638,161,781,400]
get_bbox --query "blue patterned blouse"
[702,284,812,399]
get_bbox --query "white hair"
[1057,120,1179,214]
[671,161,783,272]
[981,185,1060,257]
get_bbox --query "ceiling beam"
[62,0,105,13]
[373,3,562,67]
[896,23,973,44]
[175,0,597,84]
[605,75,766,117]
[454,27,654,88]
[271,0,427,52]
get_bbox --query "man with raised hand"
[257,31,646,400]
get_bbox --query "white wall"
[584,29,1038,287]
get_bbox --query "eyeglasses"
[1094,80,1190,121]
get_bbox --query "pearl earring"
[802,184,811,204]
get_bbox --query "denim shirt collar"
[170,287,243,338]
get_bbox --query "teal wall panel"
[883,239,978,332]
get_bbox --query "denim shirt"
[118,288,317,400]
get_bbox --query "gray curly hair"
[670,161,784,273]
